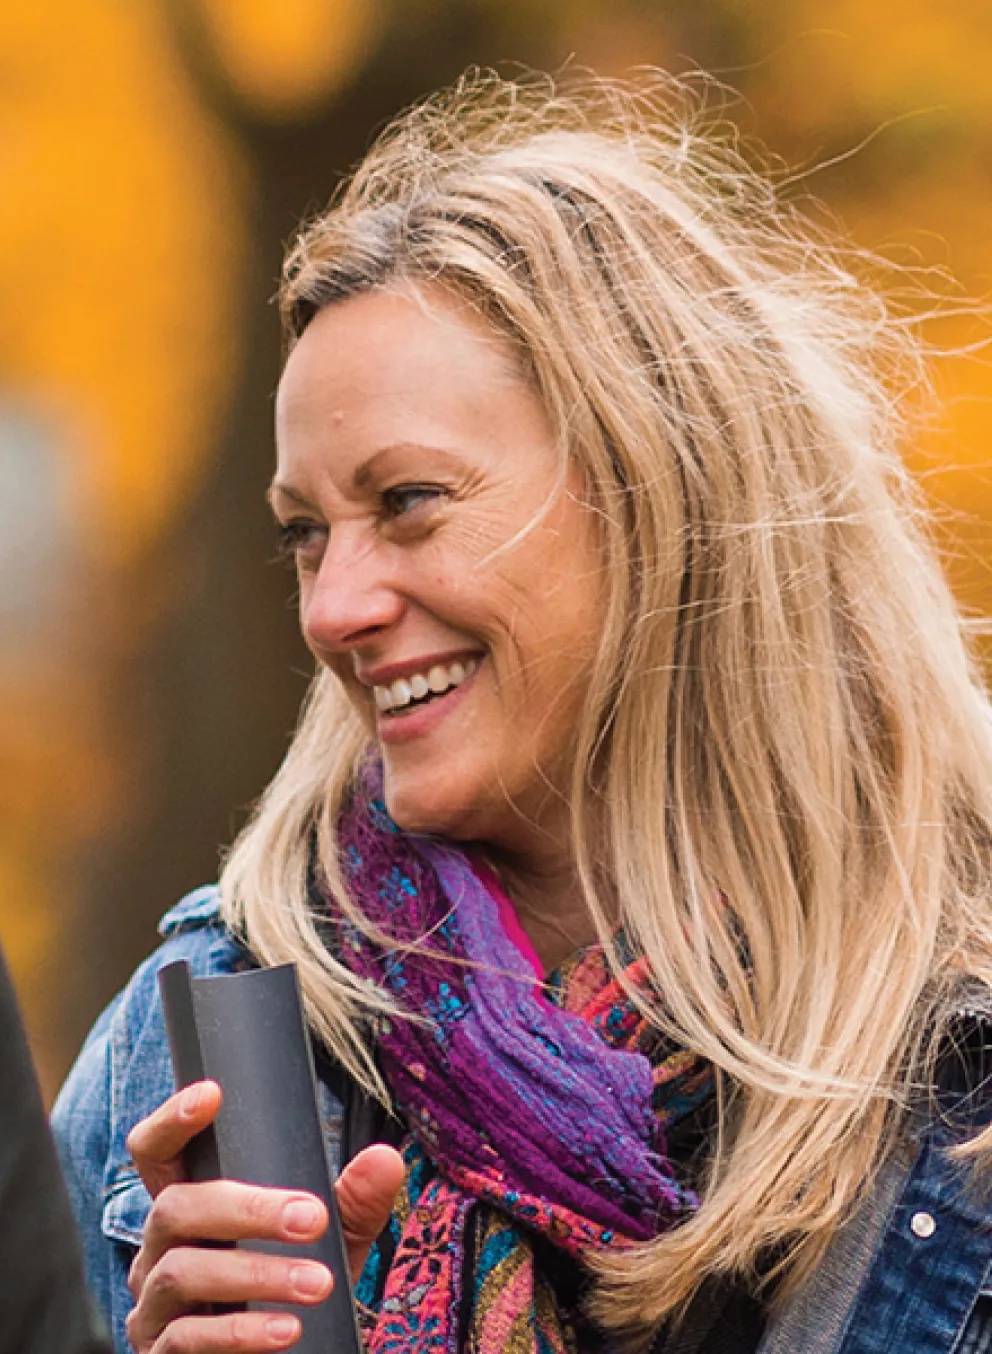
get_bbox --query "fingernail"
[283,1198,322,1235]
[180,1086,202,1119]
[290,1262,331,1297]
[266,1314,299,1344]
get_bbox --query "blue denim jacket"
[52,887,992,1354]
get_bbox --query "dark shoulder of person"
[0,944,111,1354]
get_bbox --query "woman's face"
[273,286,605,856]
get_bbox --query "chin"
[382,771,479,841]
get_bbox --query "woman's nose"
[300,536,403,656]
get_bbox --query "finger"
[335,1144,406,1281]
[127,1082,224,1198]
[139,1307,301,1354]
[130,1246,331,1347]
[130,1181,329,1292]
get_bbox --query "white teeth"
[389,678,412,707]
[374,657,482,714]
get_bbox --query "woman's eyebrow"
[352,443,462,491]
[265,481,314,510]
[268,444,462,508]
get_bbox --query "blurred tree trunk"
[58,0,566,1077]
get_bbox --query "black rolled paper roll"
[158,960,362,1354]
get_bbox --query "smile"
[374,657,480,715]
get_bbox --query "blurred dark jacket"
[0,941,110,1354]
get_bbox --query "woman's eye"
[381,484,446,519]
[273,520,326,566]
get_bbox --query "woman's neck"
[478,848,602,975]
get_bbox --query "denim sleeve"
[51,995,125,1337]
[50,932,228,1353]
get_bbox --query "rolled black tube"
[159,960,362,1354]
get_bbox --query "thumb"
[335,1144,406,1282]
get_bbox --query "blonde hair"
[220,70,992,1335]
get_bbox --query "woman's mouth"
[374,657,480,717]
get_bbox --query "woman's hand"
[124,1081,405,1353]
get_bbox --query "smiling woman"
[53,70,992,1354]
[270,288,605,891]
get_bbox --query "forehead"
[274,286,548,479]
[278,288,522,416]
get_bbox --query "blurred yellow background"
[2,0,990,1100]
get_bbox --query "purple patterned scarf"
[325,777,713,1353]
